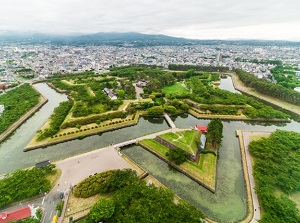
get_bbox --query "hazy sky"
[1,0,300,40]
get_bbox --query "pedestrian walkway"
[240,131,270,223]
[163,113,176,129]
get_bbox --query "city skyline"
[1,0,300,41]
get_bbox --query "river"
[0,81,299,222]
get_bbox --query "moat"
[0,81,299,222]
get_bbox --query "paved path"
[47,127,189,223]
[163,113,176,129]
[241,131,270,223]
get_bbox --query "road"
[1,126,191,223]
[241,131,270,223]
[43,127,189,223]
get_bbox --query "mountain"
[0,31,300,47]
[0,31,197,46]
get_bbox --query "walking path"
[237,130,270,223]
[163,113,176,129]
[229,72,300,116]
[53,127,189,223]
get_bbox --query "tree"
[117,89,125,99]
[88,197,115,222]
[169,148,188,165]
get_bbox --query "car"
[59,192,64,199]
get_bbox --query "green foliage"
[37,101,73,140]
[55,200,64,217]
[81,169,204,223]
[235,68,300,105]
[0,84,40,134]
[73,170,115,198]
[147,105,164,116]
[271,65,300,89]
[207,118,223,149]
[249,130,300,222]
[61,111,127,128]
[35,208,42,220]
[73,169,138,198]
[15,217,41,223]
[164,105,176,114]
[98,169,139,193]
[0,167,52,208]
[184,76,289,119]
[234,58,282,66]
[169,148,188,165]
[88,197,115,222]
[168,64,229,72]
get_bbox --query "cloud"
[0,0,300,40]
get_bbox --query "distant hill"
[0,31,300,47]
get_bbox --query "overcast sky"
[1,0,300,40]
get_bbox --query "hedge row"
[61,111,127,128]
[73,170,115,198]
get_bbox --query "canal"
[0,80,299,222]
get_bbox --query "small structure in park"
[35,160,51,168]
[0,205,35,223]
[103,88,117,100]
[199,134,206,150]
[194,125,207,134]
[194,125,208,150]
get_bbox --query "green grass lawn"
[162,82,189,95]
[139,139,169,157]
[139,138,216,189]
[159,130,200,155]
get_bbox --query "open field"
[139,138,216,189]
[162,82,189,95]
[159,130,200,154]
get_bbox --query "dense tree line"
[0,165,55,208]
[207,118,223,149]
[235,68,300,105]
[168,64,229,72]
[234,58,282,66]
[74,169,205,223]
[0,84,40,134]
[60,111,127,128]
[249,130,300,222]
[184,76,289,119]
[37,101,73,140]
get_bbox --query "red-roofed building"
[194,125,208,133]
[0,206,32,223]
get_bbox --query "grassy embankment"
[162,82,189,95]
[139,130,217,190]
[25,110,141,151]
[229,72,300,116]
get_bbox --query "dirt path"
[237,130,271,223]
[229,72,300,116]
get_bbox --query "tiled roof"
[0,206,31,223]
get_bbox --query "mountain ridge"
[0,31,299,47]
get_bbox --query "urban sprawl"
[1,44,300,87]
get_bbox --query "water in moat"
[1,80,300,222]
[219,75,241,94]
[0,83,168,175]
[123,114,300,222]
